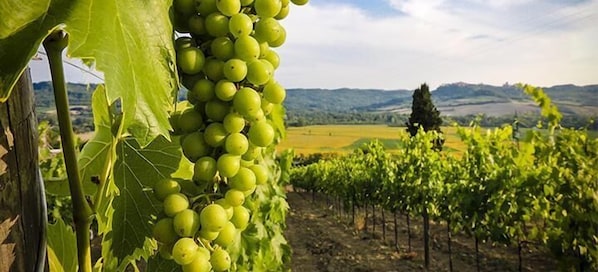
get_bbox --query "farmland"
[278,125,466,155]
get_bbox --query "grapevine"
[290,86,598,271]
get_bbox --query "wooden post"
[0,68,47,272]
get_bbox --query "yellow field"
[277,125,465,156]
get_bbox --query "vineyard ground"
[285,190,557,272]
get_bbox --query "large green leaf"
[64,0,177,145]
[0,0,50,38]
[0,0,177,145]
[47,218,77,272]
[0,0,74,101]
[78,84,112,195]
[100,136,185,270]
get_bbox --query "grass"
[277,125,467,156]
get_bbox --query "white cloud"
[275,0,598,90]
[27,0,598,90]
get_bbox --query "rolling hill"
[32,81,598,118]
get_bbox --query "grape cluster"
[153,0,307,271]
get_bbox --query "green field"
[277,125,465,155]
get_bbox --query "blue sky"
[29,0,598,90]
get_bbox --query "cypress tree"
[406,83,444,149]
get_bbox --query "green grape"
[229,167,256,192]
[210,247,232,272]
[291,0,308,5]
[177,47,206,75]
[229,13,253,37]
[211,37,235,60]
[188,14,207,35]
[214,221,237,247]
[240,0,254,6]
[205,99,230,122]
[261,58,275,75]
[204,122,228,147]
[159,243,175,260]
[182,132,211,162]
[198,246,211,259]
[192,79,216,102]
[169,111,183,134]
[248,121,275,147]
[246,60,272,85]
[261,97,274,115]
[234,36,260,61]
[205,12,230,37]
[178,108,203,133]
[263,81,285,104]
[254,18,281,43]
[250,164,269,185]
[275,4,290,19]
[216,0,241,16]
[258,42,270,58]
[200,203,229,232]
[181,73,205,90]
[215,80,237,101]
[164,193,189,217]
[248,109,265,123]
[254,0,282,18]
[233,87,261,118]
[173,209,201,237]
[223,58,247,82]
[152,218,179,244]
[198,227,220,240]
[230,206,250,230]
[182,252,212,272]
[215,198,234,220]
[154,179,181,201]
[217,153,241,178]
[193,156,218,182]
[174,0,196,15]
[172,237,199,265]
[175,37,197,51]
[224,189,245,207]
[241,144,261,161]
[225,132,249,155]
[203,57,225,81]
[263,49,280,69]
[223,112,246,133]
[197,0,218,15]
[187,87,200,105]
[280,0,290,6]
[269,25,286,47]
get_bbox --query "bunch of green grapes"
[153,0,308,270]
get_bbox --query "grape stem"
[44,30,94,272]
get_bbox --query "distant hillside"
[31,81,598,124]
[286,83,598,117]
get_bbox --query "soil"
[285,190,558,272]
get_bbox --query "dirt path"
[285,191,557,272]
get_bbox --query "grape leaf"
[0,0,73,101]
[64,0,177,145]
[0,0,50,39]
[46,218,77,272]
[101,136,184,270]
[78,85,112,196]
[0,0,177,145]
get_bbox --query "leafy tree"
[406,83,444,149]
